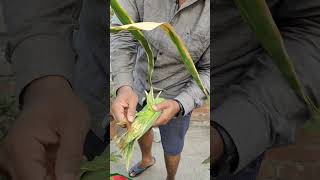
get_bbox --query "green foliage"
[80,148,121,179]
[202,156,210,165]
[110,0,210,170]
[0,95,17,141]
[110,0,155,87]
[234,0,320,131]
[80,170,109,180]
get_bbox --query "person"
[0,0,108,179]
[110,0,210,179]
[212,0,320,179]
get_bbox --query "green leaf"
[80,148,121,179]
[234,0,320,130]
[202,156,210,164]
[110,0,154,87]
[110,22,209,99]
[304,114,320,132]
[80,149,109,173]
[80,170,109,180]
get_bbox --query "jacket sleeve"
[214,1,320,173]
[2,0,81,104]
[110,0,141,92]
[174,47,210,115]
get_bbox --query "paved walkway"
[110,119,210,180]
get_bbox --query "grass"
[0,95,17,180]
[0,95,17,141]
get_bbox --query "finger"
[8,113,61,180]
[11,136,48,180]
[127,96,138,123]
[125,120,132,130]
[153,110,171,127]
[55,134,84,180]
[45,144,58,179]
[152,101,169,111]
[111,102,127,122]
[114,108,132,129]
[55,121,89,180]
[124,108,132,130]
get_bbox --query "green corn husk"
[234,0,320,131]
[115,88,165,170]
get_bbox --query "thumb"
[153,101,169,111]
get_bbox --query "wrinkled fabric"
[213,154,264,180]
[110,0,210,115]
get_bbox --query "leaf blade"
[110,22,209,98]
[234,0,320,128]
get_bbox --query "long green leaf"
[110,0,154,87]
[80,148,122,179]
[234,0,320,131]
[110,22,210,99]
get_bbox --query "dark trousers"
[73,0,109,160]
[213,155,264,180]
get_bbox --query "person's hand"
[0,76,90,180]
[211,127,225,166]
[152,99,180,127]
[111,86,138,129]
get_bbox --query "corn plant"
[234,0,320,132]
[110,0,209,170]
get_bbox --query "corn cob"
[115,87,165,170]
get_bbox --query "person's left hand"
[152,99,181,127]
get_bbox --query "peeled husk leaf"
[114,88,164,170]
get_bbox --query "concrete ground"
[110,108,210,180]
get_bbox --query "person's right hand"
[111,86,138,129]
[0,76,90,180]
